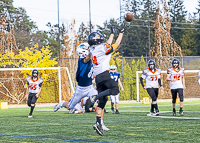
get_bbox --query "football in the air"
[124,12,133,22]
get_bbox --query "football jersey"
[110,72,120,83]
[141,68,161,88]
[26,76,43,93]
[167,67,184,89]
[76,57,93,86]
[90,43,112,76]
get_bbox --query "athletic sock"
[173,108,176,112]
[30,106,35,115]
[180,107,183,111]
[154,104,158,111]
[96,116,101,125]
[151,104,154,112]
[111,107,114,110]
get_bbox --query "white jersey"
[26,76,43,93]
[141,68,161,88]
[90,43,112,76]
[167,67,184,89]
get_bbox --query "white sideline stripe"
[149,116,200,120]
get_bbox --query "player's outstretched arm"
[112,24,126,50]
[107,26,115,45]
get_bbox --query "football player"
[140,60,163,116]
[109,65,124,114]
[88,24,125,136]
[166,58,186,116]
[26,69,43,118]
[53,42,109,131]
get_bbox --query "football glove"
[110,25,115,34]
[118,23,127,33]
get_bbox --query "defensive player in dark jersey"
[88,24,125,136]
[26,69,43,118]
[109,65,124,114]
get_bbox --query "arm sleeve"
[140,77,144,88]
[39,82,43,87]
[158,78,162,87]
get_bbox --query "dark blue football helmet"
[32,69,39,78]
[87,32,104,46]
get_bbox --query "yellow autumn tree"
[0,44,58,104]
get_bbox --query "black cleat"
[104,109,108,113]
[179,110,184,116]
[115,110,121,114]
[173,111,176,116]
[156,110,159,116]
[90,95,97,104]
[93,122,103,136]
[111,107,115,114]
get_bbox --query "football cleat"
[28,115,33,118]
[147,111,156,116]
[93,122,103,136]
[179,110,184,116]
[102,123,109,131]
[90,95,97,104]
[173,111,176,116]
[104,109,108,113]
[115,110,121,114]
[54,104,60,112]
[69,109,76,114]
[111,107,115,114]
[156,110,159,116]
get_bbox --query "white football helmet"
[76,43,89,59]
[109,65,117,73]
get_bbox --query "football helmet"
[87,32,104,46]
[32,69,39,78]
[76,43,89,59]
[172,58,179,68]
[148,59,156,70]
[110,65,117,73]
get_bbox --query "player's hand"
[25,94,28,99]
[183,86,186,90]
[118,23,126,33]
[110,25,115,34]
[121,88,124,92]
[160,86,164,90]
[143,86,146,89]
[171,79,177,82]
[35,94,39,98]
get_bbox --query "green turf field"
[1,100,200,143]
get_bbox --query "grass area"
[1,101,200,143]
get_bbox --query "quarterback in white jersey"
[88,24,125,136]
[140,60,163,116]
[26,69,43,118]
[166,58,186,116]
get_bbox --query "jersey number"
[150,75,157,81]
[30,83,37,90]
[174,75,181,80]
[92,56,98,65]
